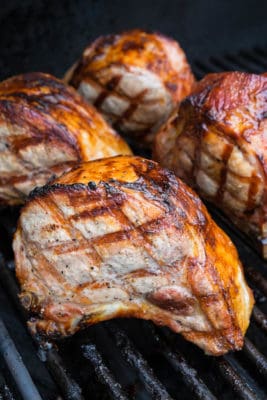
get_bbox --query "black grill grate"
[0,47,267,399]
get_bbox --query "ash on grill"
[0,48,267,400]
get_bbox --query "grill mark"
[81,69,184,106]
[10,135,44,153]
[0,125,48,179]
[117,103,139,123]
[194,168,257,207]
[105,75,122,91]
[93,180,169,272]
[0,77,89,118]
[20,243,54,302]
[20,208,70,299]
[181,145,260,205]
[214,143,233,204]
[47,187,132,271]
[100,110,158,128]
[82,73,160,127]
[94,75,122,108]
[120,215,165,266]
[114,89,148,127]
[205,221,243,342]
[200,149,255,181]
[94,90,109,108]
[74,281,115,296]
[187,253,241,348]
[246,172,261,211]
[71,204,118,220]
[0,73,73,94]
[0,73,124,166]
[83,73,162,128]
[0,161,75,186]
[186,141,262,209]
[31,212,171,264]
[41,181,169,278]
[0,99,81,156]
[185,255,216,334]
[192,126,202,182]
[31,242,68,288]
[90,228,135,246]
[39,194,103,281]
[31,185,150,300]
[114,188,177,271]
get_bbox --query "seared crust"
[0,72,131,206]
[154,72,267,257]
[13,155,254,355]
[65,30,195,146]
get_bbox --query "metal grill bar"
[82,343,128,400]
[252,306,267,333]
[207,206,260,254]
[0,257,83,400]
[237,51,267,72]
[146,324,217,400]
[45,348,84,400]
[216,358,259,400]
[243,339,267,379]
[107,323,174,400]
[193,47,267,78]
[0,319,42,400]
[224,54,261,73]
[245,268,267,298]
[239,49,267,69]
[208,56,234,72]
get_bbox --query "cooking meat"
[13,155,254,355]
[65,30,195,147]
[154,71,267,258]
[0,72,131,206]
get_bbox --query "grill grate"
[0,46,267,399]
[192,46,267,78]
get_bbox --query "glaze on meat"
[154,72,267,258]
[0,72,131,206]
[65,30,195,147]
[13,155,254,355]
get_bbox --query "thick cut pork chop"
[65,30,195,147]
[13,156,254,355]
[154,72,267,258]
[0,72,131,206]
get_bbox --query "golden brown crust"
[154,71,267,257]
[13,155,254,355]
[0,72,132,206]
[66,30,195,146]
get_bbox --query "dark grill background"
[0,0,267,80]
[0,1,267,399]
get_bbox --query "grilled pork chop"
[154,72,267,258]
[65,30,195,147]
[13,155,254,355]
[0,72,131,206]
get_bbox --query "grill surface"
[0,48,267,400]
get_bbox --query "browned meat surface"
[65,30,195,147]
[13,155,254,356]
[154,72,267,258]
[0,72,131,206]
